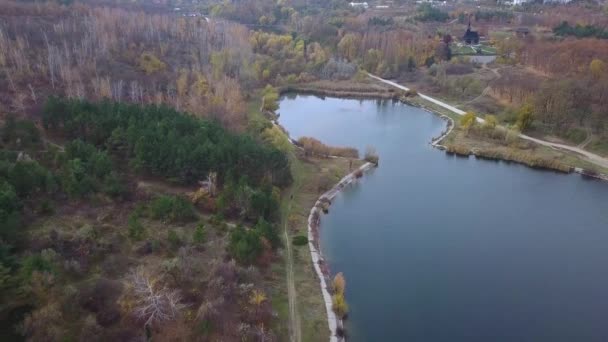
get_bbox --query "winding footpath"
[368,74,608,170]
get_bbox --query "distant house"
[463,22,480,45]
[349,2,369,8]
[515,27,530,38]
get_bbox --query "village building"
[515,27,530,38]
[349,2,369,8]
[463,21,480,45]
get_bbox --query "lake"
[279,94,608,342]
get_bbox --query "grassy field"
[451,43,497,56]
[402,95,608,174]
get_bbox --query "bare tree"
[127,267,187,327]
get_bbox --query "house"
[349,2,369,8]
[515,27,530,38]
[463,21,480,45]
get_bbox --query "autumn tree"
[516,103,534,131]
[589,59,606,79]
[261,85,279,112]
[483,115,498,130]
[460,112,477,131]
[331,273,348,319]
[333,272,346,294]
[337,34,361,61]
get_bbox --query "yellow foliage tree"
[337,34,361,61]
[176,69,189,97]
[333,272,346,294]
[190,71,209,97]
[261,85,279,112]
[332,293,349,319]
[249,289,267,306]
[261,125,293,153]
[483,114,498,130]
[589,59,606,79]
[516,103,534,131]
[138,52,166,74]
[460,112,477,130]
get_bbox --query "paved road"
[368,74,608,170]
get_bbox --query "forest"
[2,0,608,340]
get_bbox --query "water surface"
[279,94,608,342]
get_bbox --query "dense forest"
[1,95,292,339]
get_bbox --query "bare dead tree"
[128,267,187,327]
[28,84,37,103]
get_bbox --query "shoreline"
[307,162,375,342]
[276,87,607,341]
[282,82,608,182]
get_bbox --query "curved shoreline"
[278,90,606,341]
[307,162,375,342]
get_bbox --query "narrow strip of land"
[283,188,302,342]
[368,73,608,170]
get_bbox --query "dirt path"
[465,65,500,105]
[283,187,302,342]
[369,73,608,170]
[578,129,593,149]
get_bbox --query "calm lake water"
[279,94,608,342]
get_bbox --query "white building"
[349,2,369,9]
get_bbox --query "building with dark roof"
[463,21,479,45]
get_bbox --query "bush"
[364,146,379,165]
[298,136,359,158]
[193,223,206,245]
[460,112,477,131]
[416,3,449,22]
[228,226,262,264]
[292,235,308,246]
[128,214,145,241]
[332,293,348,319]
[483,115,498,130]
[138,52,166,74]
[403,89,418,97]
[167,230,182,250]
[149,195,196,223]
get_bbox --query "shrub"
[20,252,56,281]
[292,235,308,246]
[298,136,359,158]
[193,223,206,245]
[128,214,145,241]
[149,195,196,223]
[102,172,129,198]
[138,52,166,74]
[483,115,498,130]
[364,146,379,165]
[261,85,279,112]
[445,144,471,156]
[333,273,346,294]
[460,112,477,131]
[228,226,262,264]
[332,293,348,319]
[403,89,418,97]
[167,230,182,250]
